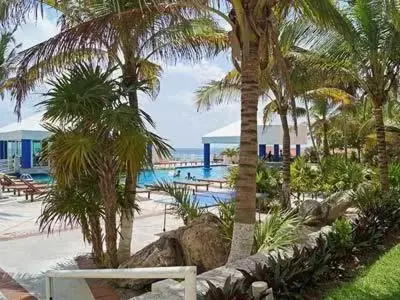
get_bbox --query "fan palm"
[5,0,228,263]
[41,63,170,267]
[313,0,400,191]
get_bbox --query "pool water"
[30,165,230,186]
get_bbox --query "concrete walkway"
[0,192,185,300]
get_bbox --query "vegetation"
[325,244,400,300]
[155,182,204,225]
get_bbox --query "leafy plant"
[252,208,303,253]
[198,277,252,300]
[155,181,204,225]
[240,235,331,298]
[225,166,239,188]
[389,163,400,190]
[326,218,353,259]
[218,200,235,241]
[290,157,321,198]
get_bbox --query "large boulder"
[299,191,353,226]
[119,213,229,289]
[180,213,230,273]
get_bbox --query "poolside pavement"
[0,191,191,300]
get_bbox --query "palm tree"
[220,147,238,163]
[5,0,228,263]
[41,63,170,267]
[313,0,400,191]
[196,19,353,211]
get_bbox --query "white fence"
[45,266,197,300]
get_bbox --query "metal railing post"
[45,275,53,300]
[184,266,197,300]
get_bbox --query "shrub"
[198,277,252,300]
[225,166,239,188]
[218,200,235,241]
[326,218,353,259]
[240,235,331,298]
[253,208,303,253]
[320,155,366,193]
[155,181,204,225]
[290,157,321,197]
[389,163,400,190]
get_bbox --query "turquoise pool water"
[30,165,230,186]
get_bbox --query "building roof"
[202,116,309,145]
[0,112,50,141]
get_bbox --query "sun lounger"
[173,180,209,192]
[136,187,152,199]
[22,180,53,201]
[1,175,30,192]
[197,178,228,189]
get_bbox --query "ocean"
[172,147,224,161]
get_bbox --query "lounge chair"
[22,180,53,202]
[1,175,28,192]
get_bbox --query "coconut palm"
[5,0,228,263]
[196,19,354,213]
[220,147,239,162]
[313,0,400,191]
[41,63,170,267]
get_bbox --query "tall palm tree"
[41,63,170,267]
[5,0,228,263]
[313,0,400,191]
[196,20,353,211]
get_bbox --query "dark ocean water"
[172,148,223,161]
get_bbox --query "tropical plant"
[6,0,228,263]
[326,218,353,260]
[252,208,303,253]
[217,199,235,241]
[199,277,252,300]
[225,166,239,188]
[37,176,105,264]
[389,163,400,191]
[0,27,20,100]
[220,147,238,161]
[41,63,170,267]
[315,0,400,191]
[240,235,331,298]
[290,157,321,199]
[155,181,204,225]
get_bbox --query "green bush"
[217,200,235,241]
[155,181,204,225]
[240,236,331,299]
[225,166,239,188]
[198,277,252,300]
[389,163,400,190]
[326,218,353,259]
[290,157,321,196]
[320,155,366,193]
[253,208,303,253]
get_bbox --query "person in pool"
[173,170,181,177]
[186,172,192,180]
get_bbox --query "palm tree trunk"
[118,63,139,264]
[89,213,104,266]
[228,40,258,263]
[323,120,329,157]
[118,172,137,263]
[280,111,291,209]
[99,161,119,268]
[373,106,389,191]
[304,99,321,164]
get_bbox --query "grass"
[325,244,400,300]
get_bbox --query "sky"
[0,7,243,148]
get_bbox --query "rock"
[119,213,229,289]
[299,191,353,226]
[180,213,230,273]
[324,191,353,222]
[118,235,185,289]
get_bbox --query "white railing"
[45,266,197,300]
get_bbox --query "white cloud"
[166,61,226,84]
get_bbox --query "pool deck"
[0,185,229,299]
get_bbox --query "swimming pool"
[30,165,230,186]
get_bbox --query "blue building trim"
[21,139,32,168]
[147,144,153,165]
[296,144,301,157]
[273,144,279,162]
[259,144,266,158]
[0,141,5,159]
[204,143,210,169]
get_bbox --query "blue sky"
[0,8,241,148]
